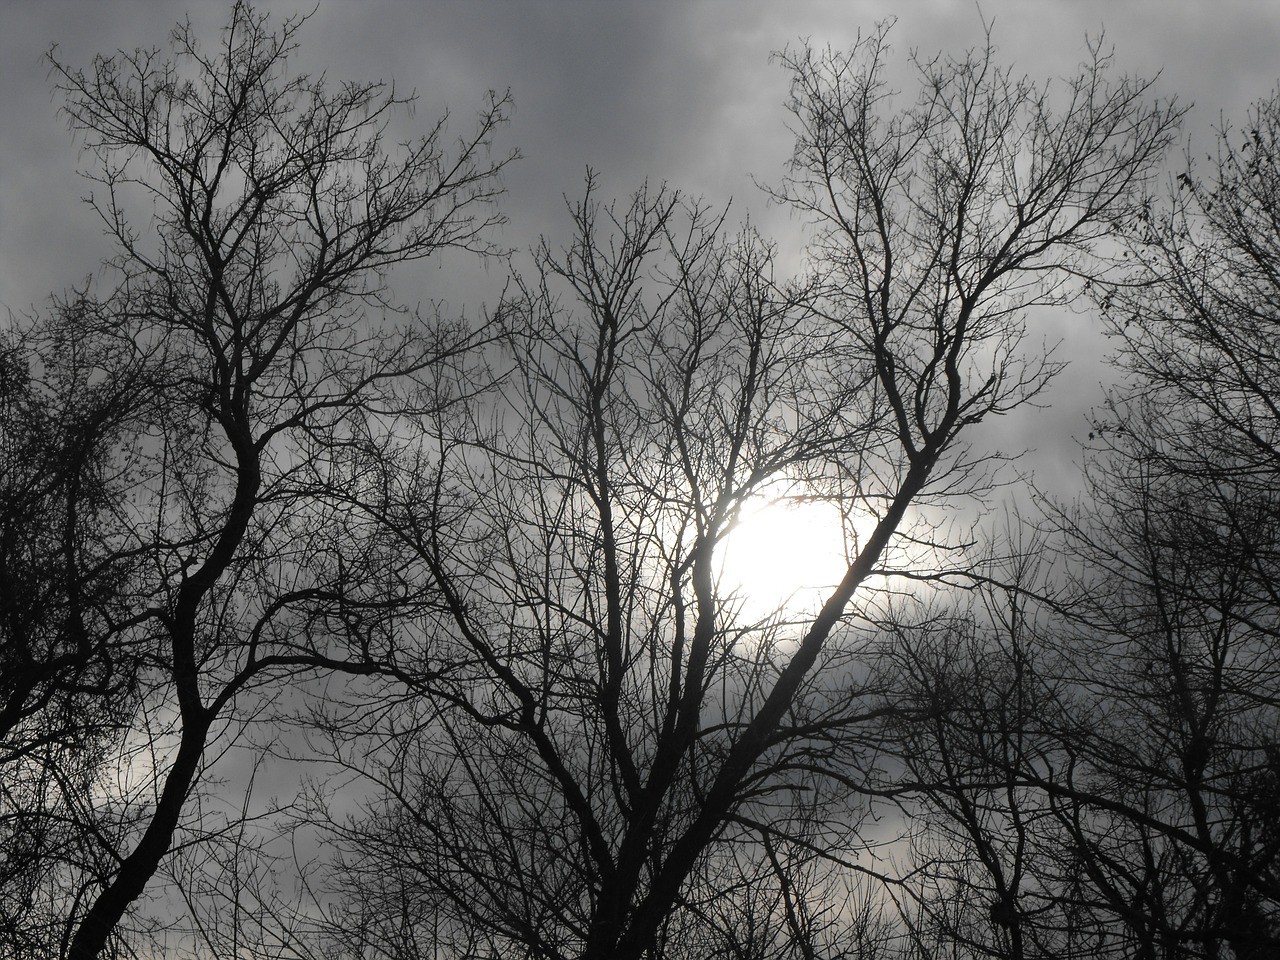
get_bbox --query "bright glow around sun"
[717,494,863,622]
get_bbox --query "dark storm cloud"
[3,0,1277,490]
[8,1,1277,303]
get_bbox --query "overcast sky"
[3,0,1278,489]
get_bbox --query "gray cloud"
[3,0,1277,491]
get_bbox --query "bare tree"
[1047,87,1280,957]
[0,296,157,957]
[887,408,1280,960]
[2,4,511,956]
[320,25,1179,960]
[879,561,1126,960]
[881,90,1280,960]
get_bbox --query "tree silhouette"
[881,89,1280,960]
[3,5,511,956]
[316,26,1180,960]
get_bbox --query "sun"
[716,494,862,622]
